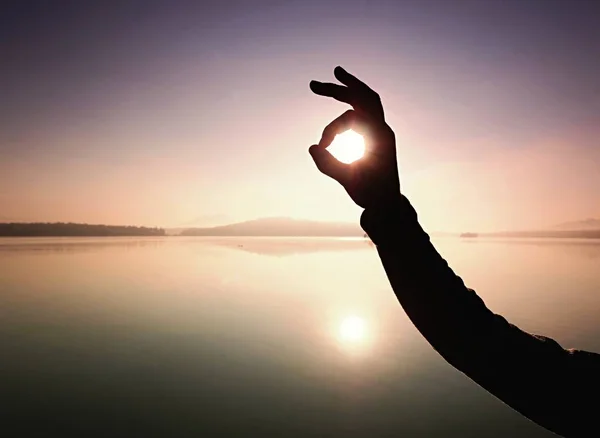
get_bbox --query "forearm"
[361,195,599,437]
[361,195,498,356]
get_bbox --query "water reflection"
[201,236,373,257]
[339,315,367,343]
[336,314,373,358]
[0,236,167,254]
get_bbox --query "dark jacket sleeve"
[361,195,600,438]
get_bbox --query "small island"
[0,223,165,237]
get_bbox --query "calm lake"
[2,236,599,437]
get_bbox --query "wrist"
[360,194,417,245]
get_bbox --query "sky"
[1,0,599,232]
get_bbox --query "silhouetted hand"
[309,66,400,209]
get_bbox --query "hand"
[309,66,400,209]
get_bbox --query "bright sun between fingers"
[327,130,365,164]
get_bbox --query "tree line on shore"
[0,223,165,237]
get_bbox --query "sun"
[338,315,367,343]
[327,130,365,164]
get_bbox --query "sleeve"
[361,195,600,438]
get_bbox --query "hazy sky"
[2,0,599,231]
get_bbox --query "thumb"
[309,145,349,185]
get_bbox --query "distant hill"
[175,214,231,229]
[456,218,600,240]
[555,218,600,231]
[479,230,600,239]
[476,218,600,239]
[180,217,363,237]
[0,223,165,237]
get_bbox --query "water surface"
[2,236,599,437]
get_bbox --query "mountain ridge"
[554,218,600,230]
[179,217,364,237]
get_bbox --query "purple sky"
[1,0,599,231]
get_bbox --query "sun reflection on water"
[336,315,372,355]
[339,315,366,342]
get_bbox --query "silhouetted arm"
[361,195,600,438]
[309,66,600,437]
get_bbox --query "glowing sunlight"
[338,315,367,344]
[327,130,365,164]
